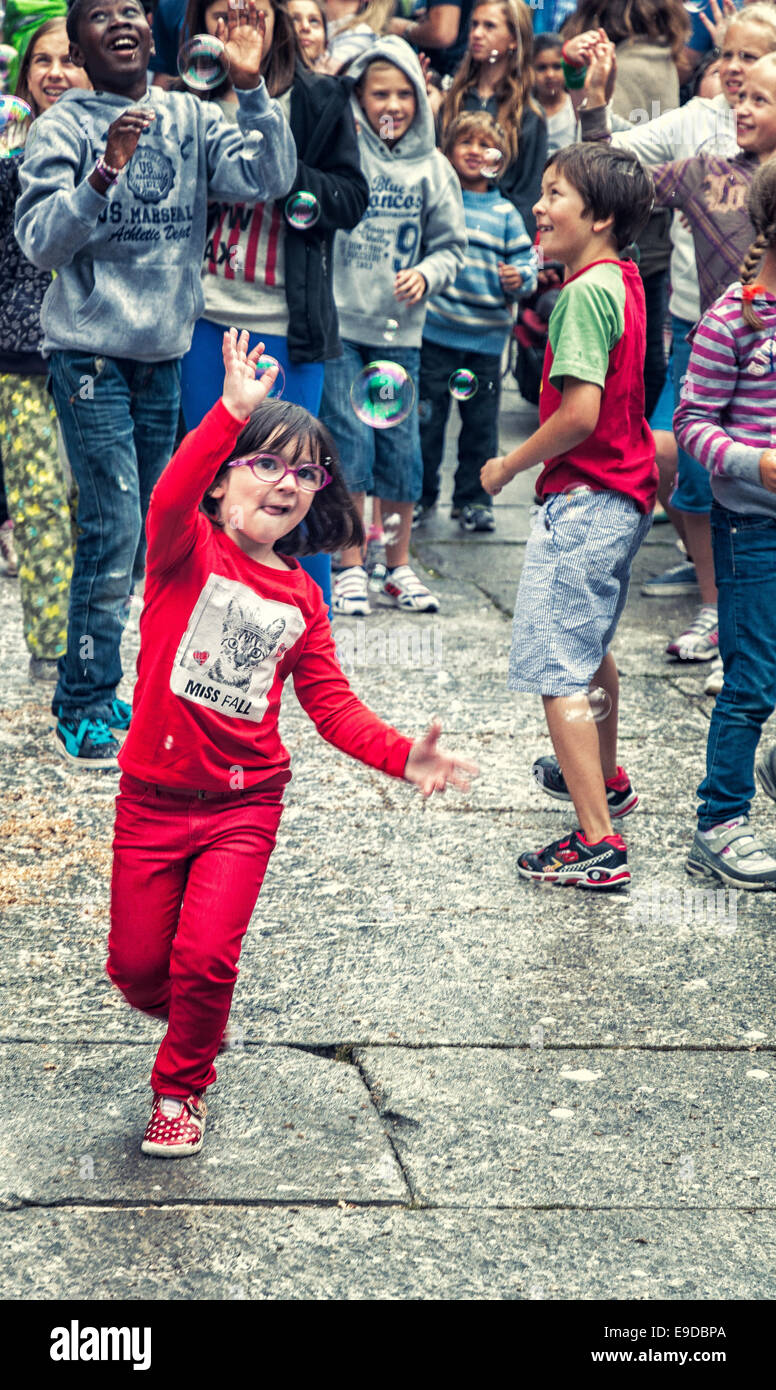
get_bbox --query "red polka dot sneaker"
[140,1092,207,1158]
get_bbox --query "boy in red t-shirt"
[481,143,657,890]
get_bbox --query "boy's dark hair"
[533,33,563,58]
[201,399,364,557]
[66,0,149,44]
[545,144,654,253]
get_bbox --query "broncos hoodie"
[14,81,296,363]
[333,36,466,348]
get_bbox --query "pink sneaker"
[666,605,719,662]
[140,1092,206,1158]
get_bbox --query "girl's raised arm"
[145,330,278,575]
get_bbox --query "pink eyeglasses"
[226,452,332,493]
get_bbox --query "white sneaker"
[333,565,370,616]
[704,655,724,695]
[380,564,440,612]
[666,605,719,662]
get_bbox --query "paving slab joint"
[350,1051,417,1205]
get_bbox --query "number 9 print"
[393,221,420,272]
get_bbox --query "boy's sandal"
[140,1092,207,1158]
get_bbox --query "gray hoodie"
[14,81,297,363]
[332,36,466,348]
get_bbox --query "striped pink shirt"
[673,283,776,519]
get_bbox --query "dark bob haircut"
[544,143,654,252]
[200,399,364,557]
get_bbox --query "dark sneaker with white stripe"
[517,829,630,890]
[532,755,638,818]
[459,504,495,532]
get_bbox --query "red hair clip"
[742,283,766,302]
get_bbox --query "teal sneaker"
[54,709,120,770]
[108,698,132,741]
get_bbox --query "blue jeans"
[320,341,423,502]
[49,352,181,720]
[180,318,331,611]
[697,503,776,829]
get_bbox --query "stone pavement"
[1,374,776,1302]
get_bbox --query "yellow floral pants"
[0,374,76,659]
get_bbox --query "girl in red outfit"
[108,328,478,1159]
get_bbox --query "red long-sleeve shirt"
[119,399,413,791]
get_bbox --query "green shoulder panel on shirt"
[547,262,626,391]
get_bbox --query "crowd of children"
[3,0,776,1158]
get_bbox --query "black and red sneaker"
[517,829,630,890]
[532,756,638,818]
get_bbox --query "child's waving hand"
[221,328,279,418]
[214,0,266,90]
[404,719,480,798]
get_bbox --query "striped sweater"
[423,188,536,357]
[673,283,776,519]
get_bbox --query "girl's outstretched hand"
[221,327,278,419]
[404,719,480,798]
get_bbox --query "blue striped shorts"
[508,488,653,696]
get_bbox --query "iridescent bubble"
[480,146,504,180]
[255,354,286,399]
[449,369,478,401]
[285,190,320,230]
[562,687,612,724]
[177,35,229,91]
[383,318,399,343]
[0,95,32,157]
[349,361,415,430]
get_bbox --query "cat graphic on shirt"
[205,598,286,692]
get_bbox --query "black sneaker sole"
[685,854,776,892]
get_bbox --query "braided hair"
[740,158,776,331]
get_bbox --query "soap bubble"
[0,96,31,156]
[480,147,504,180]
[487,49,501,63]
[349,361,415,430]
[177,35,229,91]
[449,369,478,401]
[285,190,320,229]
[383,318,399,343]
[255,355,286,399]
[562,687,612,724]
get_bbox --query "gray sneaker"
[756,746,776,804]
[686,819,776,890]
[641,561,698,597]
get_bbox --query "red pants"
[107,773,284,1097]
